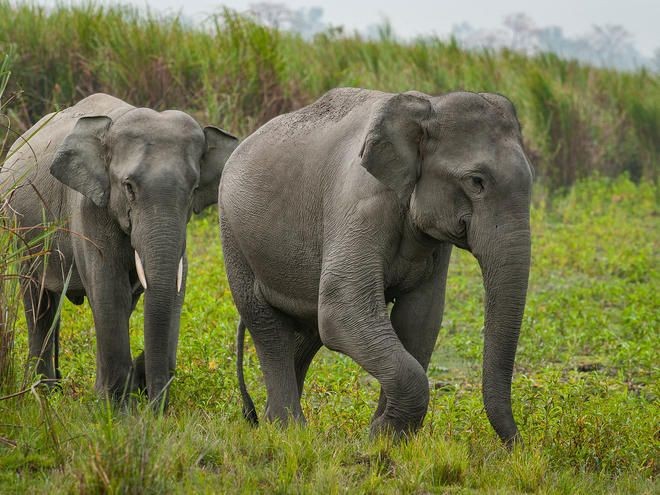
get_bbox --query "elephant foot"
[128,353,174,414]
[38,375,63,394]
[264,399,306,426]
[28,359,63,392]
[369,413,423,441]
[94,365,140,406]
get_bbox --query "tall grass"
[0,49,59,393]
[0,1,657,186]
[0,49,23,391]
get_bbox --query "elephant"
[1,93,238,405]
[221,88,533,444]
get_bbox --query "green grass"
[0,176,657,493]
[0,1,658,187]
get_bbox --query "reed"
[0,1,657,187]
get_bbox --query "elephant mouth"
[420,225,469,250]
[451,237,470,250]
[454,214,471,250]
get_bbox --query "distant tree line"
[451,13,656,73]
[247,4,658,72]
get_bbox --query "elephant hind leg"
[221,216,303,425]
[22,282,62,383]
[243,295,303,425]
[237,318,258,425]
[294,331,322,398]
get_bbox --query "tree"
[247,2,327,39]
[450,13,650,71]
[503,13,537,54]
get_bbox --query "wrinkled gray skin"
[1,93,238,405]
[222,88,532,444]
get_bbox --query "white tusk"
[177,257,183,293]
[135,251,148,290]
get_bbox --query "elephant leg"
[221,217,303,424]
[252,319,302,424]
[319,274,431,438]
[293,331,323,397]
[373,244,452,422]
[23,282,62,382]
[90,292,133,400]
[78,254,133,400]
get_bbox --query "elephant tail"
[236,318,258,425]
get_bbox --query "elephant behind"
[1,93,238,405]
[221,88,533,444]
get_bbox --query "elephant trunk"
[471,216,531,445]
[134,221,185,408]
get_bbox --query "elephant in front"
[221,88,532,444]
[1,93,238,405]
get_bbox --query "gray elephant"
[222,88,532,444]
[1,93,238,405]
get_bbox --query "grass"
[0,1,658,187]
[0,175,657,493]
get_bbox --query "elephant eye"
[470,176,484,192]
[123,180,136,201]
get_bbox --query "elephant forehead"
[430,93,519,135]
[427,123,509,162]
[110,108,204,144]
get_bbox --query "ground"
[0,176,657,494]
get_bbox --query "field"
[0,177,657,493]
[0,2,659,494]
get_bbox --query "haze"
[41,0,659,57]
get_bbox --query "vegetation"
[0,2,657,494]
[0,172,657,493]
[0,1,658,187]
[0,49,60,394]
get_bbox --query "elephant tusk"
[177,257,183,293]
[135,251,148,290]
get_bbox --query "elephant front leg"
[82,263,134,401]
[373,244,452,422]
[318,268,430,439]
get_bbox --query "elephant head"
[49,109,238,402]
[361,91,532,444]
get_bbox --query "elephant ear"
[359,93,432,204]
[50,115,112,208]
[193,126,239,214]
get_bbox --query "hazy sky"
[42,0,659,56]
